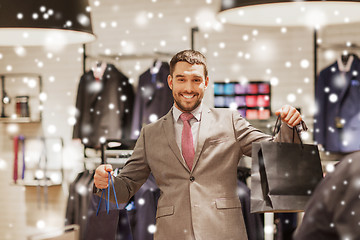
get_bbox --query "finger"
[280,105,290,119]
[95,181,108,189]
[94,167,111,187]
[104,164,113,172]
[276,105,288,117]
[94,175,109,189]
[96,166,109,178]
[292,115,302,126]
[94,176,105,185]
[284,107,297,122]
[287,112,300,126]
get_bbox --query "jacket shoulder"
[142,111,171,131]
[209,107,239,118]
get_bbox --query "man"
[94,50,303,239]
[293,151,360,240]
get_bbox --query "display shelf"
[84,156,131,168]
[214,93,269,96]
[11,179,61,187]
[0,73,43,123]
[214,81,271,120]
[0,117,41,123]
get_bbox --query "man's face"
[168,61,209,112]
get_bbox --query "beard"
[173,93,202,112]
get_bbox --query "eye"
[194,78,201,82]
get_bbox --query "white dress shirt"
[172,103,202,156]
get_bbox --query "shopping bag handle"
[258,149,273,208]
[96,186,108,216]
[273,115,305,148]
[109,172,119,209]
[96,172,119,215]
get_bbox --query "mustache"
[179,92,198,95]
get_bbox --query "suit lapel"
[337,64,354,112]
[192,106,212,172]
[89,66,108,108]
[337,56,356,106]
[162,108,190,172]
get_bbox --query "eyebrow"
[175,74,203,78]
[175,74,185,78]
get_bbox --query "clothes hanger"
[150,59,162,74]
[92,61,107,80]
[341,50,359,65]
[341,53,350,65]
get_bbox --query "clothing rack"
[82,26,198,74]
[82,44,174,74]
[11,136,65,185]
[314,29,360,84]
[317,43,360,50]
[79,45,173,159]
[82,139,135,172]
[11,136,64,210]
[313,29,360,160]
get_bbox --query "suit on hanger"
[314,55,360,153]
[65,170,94,240]
[237,180,264,240]
[97,106,298,240]
[132,174,160,240]
[73,64,134,148]
[131,62,173,139]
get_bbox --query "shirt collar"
[337,55,354,72]
[173,102,202,122]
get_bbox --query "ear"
[204,76,209,89]
[167,74,173,90]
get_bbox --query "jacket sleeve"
[120,72,135,139]
[130,75,144,139]
[95,127,151,204]
[233,111,302,157]
[313,69,328,147]
[72,74,86,139]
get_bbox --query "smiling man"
[94,50,303,240]
[168,59,208,113]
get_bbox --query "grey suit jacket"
[103,106,297,240]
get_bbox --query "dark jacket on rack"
[65,170,94,240]
[131,174,160,240]
[293,151,360,240]
[237,180,264,240]
[130,62,173,139]
[314,55,360,153]
[73,64,135,148]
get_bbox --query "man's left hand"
[275,105,302,127]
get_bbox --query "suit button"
[189,176,195,182]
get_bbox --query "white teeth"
[183,95,194,99]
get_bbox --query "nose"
[183,81,193,92]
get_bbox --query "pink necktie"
[180,113,195,170]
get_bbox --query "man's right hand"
[94,164,113,189]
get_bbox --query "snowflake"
[147,224,156,234]
[138,198,145,205]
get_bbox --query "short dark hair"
[169,50,208,78]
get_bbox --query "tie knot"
[180,113,193,122]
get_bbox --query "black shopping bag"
[85,172,133,240]
[251,117,323,213]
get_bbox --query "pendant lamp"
[218,0,360,27]
[0,0,95,46]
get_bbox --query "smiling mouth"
[181,94,195,99]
